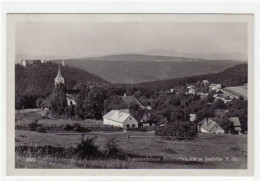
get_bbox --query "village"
[16,60,248,136]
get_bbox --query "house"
[103,109,138,128]
[62,60,66,67]
[41,59,47,63]
[229,117,242,134]
[209,84,222,90]
[189,114,196,122]
[202,80,209,85]
[198,118,224,134]
[121,94,145,109]
[66,94,77,106]
[186,86,196,95]
[138,98,153,110]
[215,90,225,97]
[214,109,228,118]
[20,59,35,67]
[198,92,208,99]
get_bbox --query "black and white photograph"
[6,13,253,175]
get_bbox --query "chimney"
[124,93,126,97]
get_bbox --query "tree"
[196,107,214,122]
[49,91,67,114]
[104,95,128,113]
[83,86,107,119]
[211,99,226,109]
[36,97,44,109]
[129,103,145,121]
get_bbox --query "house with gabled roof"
[121,93,144,107]
[103,109,138,128]
[198,118,224,134]
[229,117,242,134]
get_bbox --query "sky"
[15,21,247,59]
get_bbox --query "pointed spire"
[56,65,63,79]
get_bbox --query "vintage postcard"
[6,14,254,176]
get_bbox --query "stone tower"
[54,65,65,87]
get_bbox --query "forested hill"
[15,61,109,97]
[133,64,248,90]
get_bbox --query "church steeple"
[54,65,65,87]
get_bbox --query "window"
[130,117,132,120]
[132,124,135,128]
[126,124,130,128]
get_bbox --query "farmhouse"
[198,118,224,134]
[103,109,138,128]
[209,84,222,90]
[229,117,242,134]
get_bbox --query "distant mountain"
[15,61,109,97]
[76,53,209,62]
[136,50,247,61]
[134,64,248,90]
[53,57,245,84]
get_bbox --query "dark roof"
[138,98,153,107]
[209,117,223,123]
[66,94,76,99]
[121,95,144,107]
[216,90,224,94]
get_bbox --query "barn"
[103,109,138,128]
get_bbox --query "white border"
[1,1,259,181]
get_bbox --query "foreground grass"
[15,130,247,169]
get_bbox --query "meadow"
[15,109,247,169]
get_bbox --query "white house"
[103,109,138,128]
[186,86,196,94]
[189,114,196,122]
[209,84,222,90]
[202,80,209,85]
[66,94,77,106]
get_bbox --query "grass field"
[15,109,247,169]
[15,130,247,169]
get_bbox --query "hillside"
[15,61,109,97]
[53,55,244,84]
[135,50,247,61]
[133,64,248,90]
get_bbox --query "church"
[54,65,65,87]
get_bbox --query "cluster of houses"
[186,80,247,103]
[54,66,244,134]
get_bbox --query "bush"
[104,137,118,156]
[155,121,197,139]
[28,121,40,131]
[63,124,73,131]
[36,126,47,133]
[127,127,146,131]
[75,137,100,159]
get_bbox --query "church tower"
[54,65,65,87]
